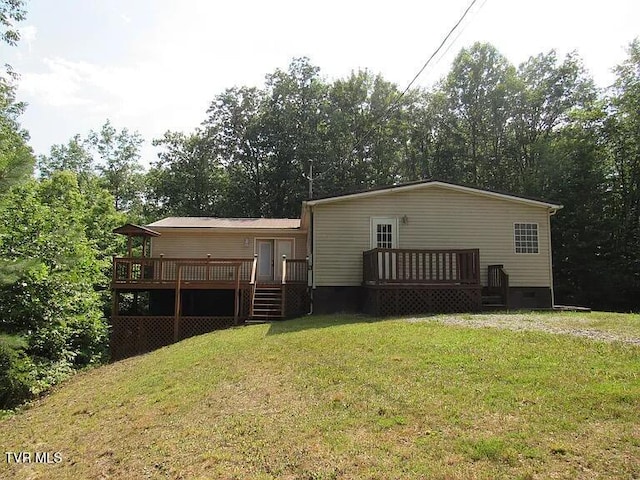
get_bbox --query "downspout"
[548,207,558,308]
[308,205,315,315]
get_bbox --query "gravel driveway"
[406,313,640,345]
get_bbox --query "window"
[376,223,393,248]
[371,218,398,249]
[514,223,539,254]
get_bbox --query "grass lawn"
[1,312,639,479]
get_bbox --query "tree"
[436,42,519,189]
[513,50,597,194]
[0,173,109,406]
[148,130,228,217]
[603,38,640,307]
[321,70,414,193]
[87,120,144,213]
[0,78,33,192]
[202,86,266,217]
[0,0,26,47]
[258,57,328,214]
[37,134,95,181]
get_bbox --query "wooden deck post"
[173,265,182,342]
[234,264,241,324]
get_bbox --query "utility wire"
[312,0,482,183]
[432,0,489,67]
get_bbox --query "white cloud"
[18,24,37,52]
[11,0,640,166]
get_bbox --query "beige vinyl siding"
[312,186,553,287]
[150,229,307,259]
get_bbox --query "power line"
[310,0,483,189]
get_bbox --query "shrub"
[0,335,35,409]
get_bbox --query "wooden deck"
[112,256,308,288]
[362,248,482,314]
[110,255,309,359]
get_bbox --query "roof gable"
[113,223,161,237]
[304,180,562,210]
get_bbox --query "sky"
[3,0,639,167]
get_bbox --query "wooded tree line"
[0,0,638,408]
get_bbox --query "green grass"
[1,312,639,479]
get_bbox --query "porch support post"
[173,265,182,342]
[234,264,240,324]
[112,290,118,318]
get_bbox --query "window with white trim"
[376,223,393,248]
[371,217,398,249]
[514,223,539,254]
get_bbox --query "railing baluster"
[361,248,481,286]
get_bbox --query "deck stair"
[483,264,509,310]
[251,285,283,320]
[481,294,506,310]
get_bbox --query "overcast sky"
[3,0,639,166]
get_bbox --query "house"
[110,180,562,359]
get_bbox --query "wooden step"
[482,295,503,304]
[252,285,284,320]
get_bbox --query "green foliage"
[0,0,26,46]
[604,38,640,308]
[148,130,228,217]
[0,334,34,409]
[0,173,111,408]
[0,77,34,192]
[37,134,95,181]
[86,119,145,214]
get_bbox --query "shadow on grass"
[266,313,382,335]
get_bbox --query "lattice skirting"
[110,316,239,361]
[284,284,310,317]
[364,285,481,316]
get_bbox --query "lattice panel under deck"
[178,317,238,340]
[284,284,310,318]
[111,316,239,360]
[365,286,481,316]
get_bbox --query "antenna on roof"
[304,159,313,199]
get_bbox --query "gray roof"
[147,217,301,229]
[305,179,562,210]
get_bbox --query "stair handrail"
[487,264,509,307]
[250,253,258,285]
[281,255,287,285]
[499,266,509,307]
[250,253,258,318]
[281,255,287,318]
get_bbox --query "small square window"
[514,223,539,254]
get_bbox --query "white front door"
[257,240,273,282]
[371,217,398,280]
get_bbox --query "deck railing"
[113,256,254,283]
[363,248,480,285]
[284,258,308,284]
[487,264,509,305]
